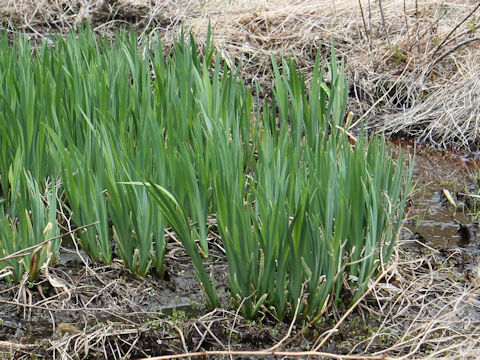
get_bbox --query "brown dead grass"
[358,237,480,359]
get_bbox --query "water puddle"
[157,303,204,319]
[392,139,480,248]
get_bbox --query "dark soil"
[0,236,283,359]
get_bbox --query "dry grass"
[356,237,480,359]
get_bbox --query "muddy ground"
[1,1,480,359]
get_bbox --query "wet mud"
[393,139,480,249]
[0,239,229,354]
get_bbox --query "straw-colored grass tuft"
[357,236,480,358]
[175,0,480,150]
[377,57,480,150]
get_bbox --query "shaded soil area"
[0,238,231,358]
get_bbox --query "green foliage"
[60,152,111,264]
[212,48,412,319]
[0,27,411,322]
[141,182,219,308]
[0,171,60,283]
[389,45,407,65]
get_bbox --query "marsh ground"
[1,1,480,358]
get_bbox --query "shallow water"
[392,139,480,247]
